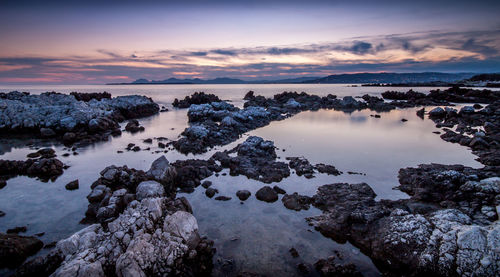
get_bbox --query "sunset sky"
[1,0,499,84]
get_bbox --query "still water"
[0,84,484,276]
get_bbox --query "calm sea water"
[0,84,485,276]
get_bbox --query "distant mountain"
[304,72,475,84]
[111,72,479,85]
[128,77,246,84]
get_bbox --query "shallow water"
[0,84,485,276]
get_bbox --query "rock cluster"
[0,156,64,185]
[15,157,216,277]
[211,136,290,183]
[307,164,500,276]
[172,92,221,108]
[287,157,342,178]
[173,91,405,154]
[428,100,500,167]
[0,91,159,146]
[16,198,215,277]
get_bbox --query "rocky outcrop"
[0,157,65,185]
[0,91,159,146]
[211,136,290,183]
[307,164,500,276]
[84,156,220,223]
[172,92,221,108]
[426,100,500,167]
[0,233,43,268]
[287,157,342,178]
[16,197,214,277]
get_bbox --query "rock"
[211,136,290,183]
[65,180,79,190]
[236,190,251,201]
[459,105,475,114]
[143,138,152,143]
[314,257,362,277]
[7,226,27,234]
[284,98,301,109]
[0,91,158,145]
[273,185,286,194]
[23,198,214,277]
[0,233,43,268]
[173,92,221,108]
[282,193,312,211]
[215,196,231,201]
[125,120,144,133]
[201,180,212,188]
[256,186,278,202]
[40,128,56,138]
[205,187,218,198]
[289,247,299,258]
[135,181,164,200]
[429,107,446,118]
[315,163,342,176]
[0,210,5,217]
[62,132,76,144]
[146,156,173,183]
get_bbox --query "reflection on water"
[0,85,484,276]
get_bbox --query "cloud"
[1,29,499,84]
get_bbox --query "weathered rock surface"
[0,91,159,145]
[16,197,214,277]
[307,163,500,276]
[211,136,290,183]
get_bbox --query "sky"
[0,0,499,84]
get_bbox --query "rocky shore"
[306,164,499,276]
[0,91,159,146]
[2,87,499,276]
[12,157,215,277]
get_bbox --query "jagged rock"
[19,197,214,277]
[135,181,165,200]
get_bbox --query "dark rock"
[64,179,79,190]
[215,196,231,201]
[256,186,278,202]
[70,91,111,101]
[0,233,43,268]
[173,92,221,108]
[282,193,312,211]
[236,190,251,201]
[40,128,56,138]
[211,136,290,183]
[7,226,27,234]
[289,247,299,258]
[125,119,144,133]
[62,132,76,144]
[143,138,152,143]
[315,257,363,277]
[315,163,342,175]
[0,210,5,217]
[273,185,286,194]
[205,187,218,198]
[201,180,212,188]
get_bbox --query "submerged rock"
[65,180,79,190]
[0,233,43,268]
